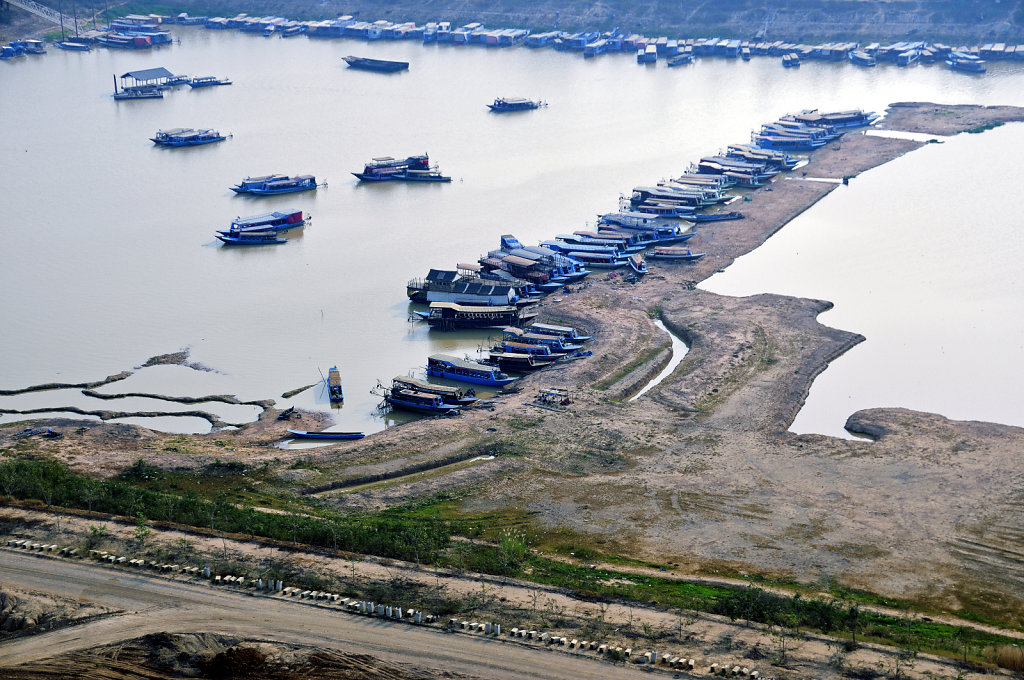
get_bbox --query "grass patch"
[964,122,1004,134]
[593,341,669,391]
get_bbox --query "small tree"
[134,515,152,545]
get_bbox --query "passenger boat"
[487,97,543,112]
[383,387,460,415]
[646,247,706,261]
[188,76,232,87]
[486,351,555,372]
[225,209,305,232]
[427,354,518,386]
[286,429,364,440]
[326,366,344,403]
[215,229,286,245]
[343,55,409,72]
[424,302,537,330]
[353,154,449,182]
[151,128,226,147]
[782,52,800,67]
[848,50,876,67]
[231,174,318,195]
[498,341,566,359]
[565,251,629,269]
[503,327,584,352]
[56,41,91,51]
[527,323,592,342]
[946,52,986,73]
[782,109,879,129]
[390,376,478,405]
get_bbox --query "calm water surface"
[2,30,1023,435]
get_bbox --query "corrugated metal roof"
[120,67,174,81]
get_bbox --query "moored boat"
[646,247,706,261]
[215,229,286,245]
[689,211,744,223]
[486,351,555,372]
[425,301,537,330]
[427,354,518,386]
[231,174,318,195]
[353,154,448,182]
[487,97,543,112]
[383,387,460,415]
[228,209,306,232]
[151,128,225,147]
[390,376,478,405]
[343,55,409,72]
[327,366,344,403]
[527,323,592,342]
[286,429,364,440]
[189,75,232,87]
[56,41,91,51]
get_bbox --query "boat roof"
[502,255,537,267]
[234,210,300,223]
[121,67,174,80]
[425,269,458,283]
[530,323,576,333]
[392,376,461,395]
[398,389,444,401]
[457,262,482,272]
[428,354,496,371]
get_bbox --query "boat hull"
[286,430,364,440]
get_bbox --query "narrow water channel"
[629,319,689,401]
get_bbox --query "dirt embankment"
[5,103,1024,659]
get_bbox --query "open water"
[2,28,1023,436]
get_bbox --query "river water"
[2,29,1023,435]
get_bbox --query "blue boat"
[427,354,518,386]
[151,128,226,147]
[189,75,232,87]
[689,211,744,223]
[231,174,318,195]
[646,247,706,261]
[227,209,305,232]
[502,327,584,352]
[353,154,449,182]
[215,230,286,245]
[527,323,593,343]
[390,376,478,406]
[56,41,91,51]
[343,56,409,72]
[487,97,543,112]
[286,429,364,440]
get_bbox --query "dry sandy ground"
[3,104,1024,671]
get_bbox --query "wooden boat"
[527,323,592,342]
[384,387,460,415]
[151,128,225,147]
[425,302,536,331]
[689,211,744,223]
[628,254,648,275]
[343,55,409,72]
[487,351,555,372]
[56,41,91,51]
[231,174,318,195]
[189,75,232,87]
[286,429,364,440]
[353,154,448,182]
[390,376,478,405]
[114,87,164,100]
[215,229,286,245]
[646,247,706,261]
[427,354,517,386]
[327,366,343,403]
[228,210,305,232]
[502,327,584,352]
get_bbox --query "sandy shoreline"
[4,103,1024,670]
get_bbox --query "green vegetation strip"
[1,455,1020,660]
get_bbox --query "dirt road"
[0,550,650,679]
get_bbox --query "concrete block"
[493,624,500,636]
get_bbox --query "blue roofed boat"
[527,322,592,342]
[427,354,518,386]
[215,230,286,245]
[231,174,318,195]
[502,327,585,352]
[383,386,461,415]
[487,97,544,112]
[326,366,344,403]
[189,75,232,87]
[151,128,225,146]
[226,209,306,232]
[353,154,449,182]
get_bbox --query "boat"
[231,174,318,195]
[383,387,460,415]
[848,50,876,67]
[326,366,344,403]
[628,254,648,275]
[390,376,478,405]
[502,327,584,352]
[222,209,306,233]
[946,52,986,73]
[114,86,164,100]
[487,97,543,112]
[342,55,409,72]
[527,323,592,342]
[189,76,232,87]
[486,351,555,372]
[424,301,537,330]
[286,429,364,440]
[151,128,226,147]
[20,39,46,54]
[667,53,694,66]
[427,354,518,386]
[782,109,879,129]
[689,211,744,222]
[353,154,449,182]
[646,247,706,261]
[215,229,286,245]
[56,41,91,51]
[782,52,800,67]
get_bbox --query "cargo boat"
[343,55,409,72]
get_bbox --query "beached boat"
[646,247,706,261]
[628,254,648,275]
[151,128,225,147]
[343,55,409,72]
[689,211,744,223]
[231,174,318,195]
[189,76,232,87]
[503,327,584,352]
[424,301,536,330]
[286,429,364,440]
[527,323,592,342]
[487,97,543,112]
[390,376,478,405]
[215,229,286,245]
[383,387,460,415]
[486,351,555,372]
[326,366,343,403]
[56,41,91,51]
[427,354,518,386]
